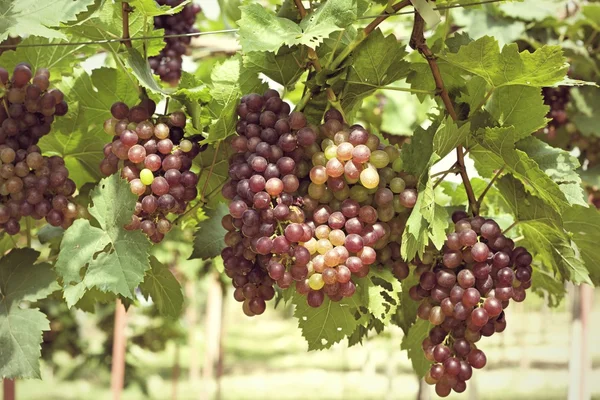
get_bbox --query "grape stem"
[475,165,505,211]
[122,3,133,49]
[409,13,478,215]
[502,221,519,235]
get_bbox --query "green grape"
[360,166,380,189]
[379,167,395,184]
[377,204,395,222]
[350,185,369,202]
[308,182,325,199]
[392,157,404,172]
[312,152,327,167]
[321,138,334,151]
[140,168,155,185]
[319,188,333,203]
[308,273,325,290]
[370,150,390,168]
[384,145,400,161]
[333,185,350,201]
[324,145,338,160]
[179,139,193,152]
[393,196,406,213]
[390,177,406,193]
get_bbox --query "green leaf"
[340,30,410,113]
[0,0,96,42]
[243,49,306,91]
[470,127,572,213]
[237,1,357,53]
[190,203,228,260]
[564,206,600,285]
[140,256,184,318]
[298,0,357,49]
[364,268,401,325]
[407,61,466,102]
[487,86,549,140]
[122,47,167,94]
[515,137,587,208]
[443,36,568,88]
[531,268,566,308]
[292,287,367,351]
[205,55,267,143]
[0,36,93,79]
[171,72,211,132]
[401,319,432,378]
[451,7,525,48]
[393,272,419,334]
[55,174,152,307]
[0,249,58,378]
[128,0,190,17]
[499,0,570,22]
[38,67,139,186]
[67,0,163,56]
[433,118,470,159]
[569,86,600,137]
[496,176,591,285]
[458,76,488,116]
[237,4,302,53]
[194,144,230,208]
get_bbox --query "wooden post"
[185,280,200,384]
[111,299,128,400]
[201,272,223,399]
[3,379,15,400]
[567,283,592,400]
[171,344,180,400]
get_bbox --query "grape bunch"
[409,211,533,397]
[149,1,202,84]
[100,100,205,243]
[541,86,570,140]
[220,89,417,316]
[0,63,77,234]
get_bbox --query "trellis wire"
[0,0,508,50]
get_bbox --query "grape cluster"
[541,86,570,140]
[100,100,204,243]
[0,63,77,234]
[221,90,416,316]
[409,211,533,397]
[149,1,202,84]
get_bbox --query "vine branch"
[122,3,133,48]
[476,166,505,210]
[410,13,478,215]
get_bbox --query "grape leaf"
[243,48,306,91]
[190,203,229,260]
[515,137,587,208]
[531,268,566,308]
[458,76,488,116]
[292,287,368,351]
[205,55,267,143]
[0,249,59,379]
[0,36,93,79]
[340,30,410,113]
[451,7,526,48]
[498,0,568,22]
[38,67,139,186]
[194,143,230,208]
[487,86,549,140]
[469,127,572,213]
[171,72,211,133]
[362,268,401,325]
[564,206,600,285]
[407,61,467,102]
[569,86,600,137]
[0,0,96,42]
[237,0,357,53]
[443,36,568,88]
[393,272,419,334]
[237,4,303,53]
[128,0,190,17]
[400,319,432,378]
[55,174,152,307]
[495,176,591,285]
[139,256,183,318]
[433,118,471,159]
[121,48,167,94]
[297,0,357,49]
[66,0,164,56]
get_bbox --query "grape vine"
[0,1,598,397]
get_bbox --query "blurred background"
[10,0,600,398]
